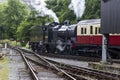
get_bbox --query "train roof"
[58,24,76,31]
[77,19,100,25]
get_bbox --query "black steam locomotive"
[30,21,77,54]
[42,21,77,54]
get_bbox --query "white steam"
[26,0,59,23]
[69,0,85,18]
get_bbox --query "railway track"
[40,53,101,62]
[20,48,101,62]
[13,47,88,80]
[15,48,39,80]
[18,47,120,80]
[44,57,120,80]
[20,48,120,65]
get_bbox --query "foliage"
[46,0,77,24]
[1,0,30,39]
[0,3,7,40]
[17,20,30,42]
[46,0,101,23]
[0,3,6,26]
[17,10,53,44]
[82,0,101,19]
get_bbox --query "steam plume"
[69,0,85,18]
[25,0,59,22]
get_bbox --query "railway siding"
[7,47,119,80]
[17,47,79,80]
[19,47,120,80]
[24,55,66,80]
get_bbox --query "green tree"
[0,3,6,26]
[46,0,77,23]
[0,3,8,40]
[46,0,100,22]
[82,0,101,19]
[17,10,53,43]
[3,0,30,39]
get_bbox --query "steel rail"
[42,56,120,80]
[13,48,39,80]
[19,47,120,79]
[16,47,79,80]
[20,48,100,62]
[25,54,78,80]
[25,56,87,80]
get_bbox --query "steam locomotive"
[42,21,77,54]
[30,19,120,58]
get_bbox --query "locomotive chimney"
[64,20,70,26]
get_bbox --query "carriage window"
[98,28,100,34]
[84,28,86,34]
[81,28,87,34]
[95,27,97,34]
[90,26,93,34]
[81,28,83,34]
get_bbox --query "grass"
[0,57,9,80]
